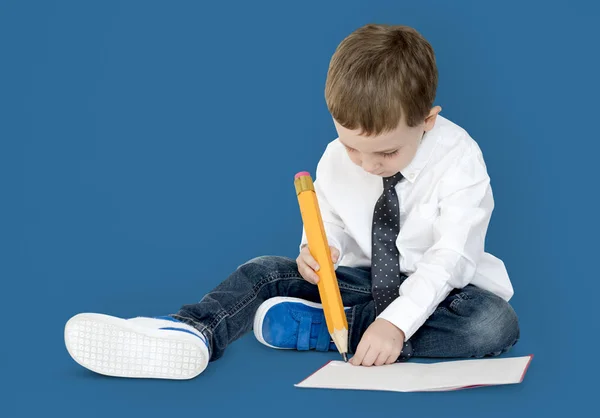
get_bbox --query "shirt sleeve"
[299,148,351,269]
[377,144,494,340]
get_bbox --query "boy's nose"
[362,159,382,174]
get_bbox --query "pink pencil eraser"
[295,171,311,179]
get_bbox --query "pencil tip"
[342,353,348,362]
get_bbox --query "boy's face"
[334,106,441,178]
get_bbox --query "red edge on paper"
[518,354,534,383]
[442,354,534,392]
[296,360,333,386]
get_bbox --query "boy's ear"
[424,106,442,131]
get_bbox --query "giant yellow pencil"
[294,171,348,361]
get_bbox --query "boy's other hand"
[350,319,405,366]
[296,245,340,285]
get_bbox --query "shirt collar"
[400,128,439,183]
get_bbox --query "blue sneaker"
[253,297,344,352]
[64,313,209,380]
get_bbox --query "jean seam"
[347,306,356,354]
[171,314,212,336]
[338,283,372,294]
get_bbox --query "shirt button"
[409,173,415,180]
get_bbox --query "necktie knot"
[383,172,404,191]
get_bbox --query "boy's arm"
[377,144,493,340]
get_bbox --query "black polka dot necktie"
[371,172,404,315]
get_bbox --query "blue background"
[2,0,598,416]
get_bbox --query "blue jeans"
[171,256,520,361]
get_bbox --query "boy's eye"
[345,146,398,158]
[382,150,399,158]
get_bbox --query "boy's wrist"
[376,318,405,340]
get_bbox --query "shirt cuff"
[376,295,427,341]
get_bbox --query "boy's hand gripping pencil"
[294,172,349,362]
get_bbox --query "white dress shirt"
[300,115,514,341]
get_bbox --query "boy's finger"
[302,253,320,272]
[361,346,379,367]
[385,350,401,365]
[374,351,389,367]
[298,261,319,284]
[306,267,320,284]
[351,341,369,366]
[302,247,320,270]
[301,245,311,256]
[330,247,340,262]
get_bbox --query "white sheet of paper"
[296,355,532,392]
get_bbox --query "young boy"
[64,24,519,379]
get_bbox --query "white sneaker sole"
[252,297,324,349]
[64,313,209,380]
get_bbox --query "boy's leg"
[65,255,322,379]
[257,268,519,360]
[401,284,520,359]
[171,256,372,361]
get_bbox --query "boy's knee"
[244,255,276,266]
[459,289,520,356]
[243,255,294,268]
[237,255,298,278]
